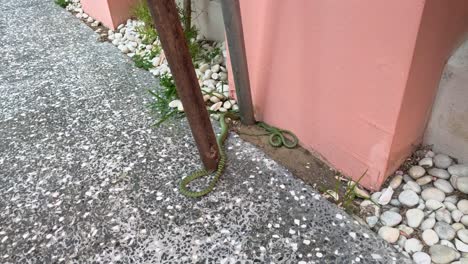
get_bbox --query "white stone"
[429,245,458,264]
[223,101,232,110]
[203,79,216,88]
[201,87,214,94]
[416,176,433,185]
[451,174,460,189]
[441,239,457,250]
[378,226,399,243]
[449,164,468,177]
[462,215,468,226]
[419,157,434,168]
[453,223,466,232]
[404,238,423,254]
[457,177,468,194]
[446,195,459,204]
[428,168,451,179]
[426,199,445,211]
[422,229,439,246]
[211,64,220,73]
[231,104,239,111]
[403,181,421,193]
[406,209,425,228]
[210,102,223,111]
[458,200,468,214]
[199,63,210,73]
[203,70,213,80]
[398,190,419,207]
[378,187,393,205]
[412,251,431,264]
[366,216,378,228]
[421,218,436,230]
[219,72,228,81]
[456,239,468,252]
[211,72,219,80]
[203,95,210,102]
[118,45,129,54]
[390,199,401,206]
[409,166,426,179]
[168,100,181,108]
[426,150,435,158]
[82,13,89,19]
[212,92,225,100]
[421,188,445,202]
[213,54,224,64]
[209,96,220,103]
[434,179,454,193]
[398,224,414,236]
[177,103,184,112]
[434,222,456,240]
[445,201,457,211]
[389,175,403,189]
[453,210,464,222]
[398,235,407,248]
[114,33,123,39]
[112,39,120,46]
[380,211,402,227]
[91,21,100,27]
[434,154,453,169]
[436,208,452,224]
[458,229,468,243]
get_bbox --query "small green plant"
[132,0,158,45]
[136,25,158,45]
[148,45,161,59]
[202,47,222,63]
[55,0,68,8]
[133,54,153,70]
[148,74,183,126]
[322,170,368,213]
[132,0,153,26]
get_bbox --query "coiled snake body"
[179,112,298,198]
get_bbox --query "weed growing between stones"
[148,74,183,126]
[55,0,69,8]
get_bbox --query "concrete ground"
[0,1,411,263]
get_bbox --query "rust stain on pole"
[147,0,219,171]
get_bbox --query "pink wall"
[389,0,468,176]
[81,0,138,30]
[233,0,468,190]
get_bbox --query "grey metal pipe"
[220,0,256,125]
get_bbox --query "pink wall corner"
[234,0,427,190]
[81,0,114,29]
[388,0,468,176]
[81,0,138,30]
[108,0,140,29]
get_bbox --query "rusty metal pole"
[220,0,255,125]
[147,0,219,171]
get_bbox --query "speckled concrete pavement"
[0,1,411,263]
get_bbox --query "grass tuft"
[55,0,68,8]
[148,74,183,126]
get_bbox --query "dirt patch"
[233,123,338,190]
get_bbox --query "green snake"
[179,112,298,198]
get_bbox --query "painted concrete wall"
[391,0,468,173]
[81,0,138,29]
[424,40,468,163]
[234,0,468,190]
[185,0,225,41]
